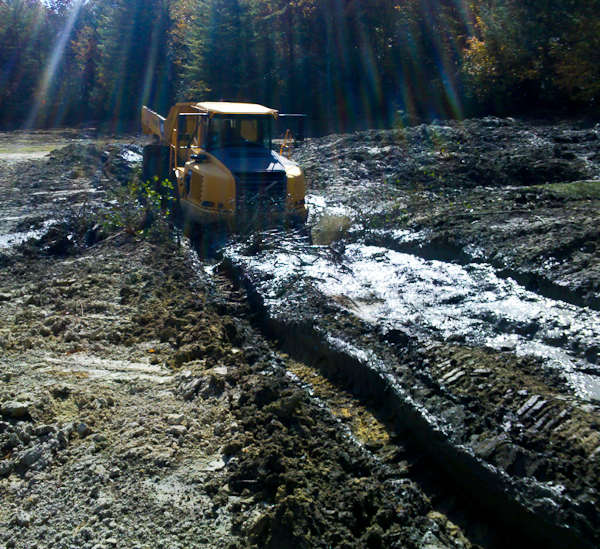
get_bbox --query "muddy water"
[227,200,600,402]
[0,220,56,249]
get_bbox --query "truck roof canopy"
[193,102,278,117]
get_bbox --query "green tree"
[462,0,600,110]
[91,0,173,127]
[0,0,53,126]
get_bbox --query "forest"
[1,0,599,133]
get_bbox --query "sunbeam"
[25,0,84,129]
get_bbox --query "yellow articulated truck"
[141,101,308,228]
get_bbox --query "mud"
[223,232,600,549]
[221,117,600,547]
[294,118,600,309]
[0,132,472,549]
[1,119,599,548]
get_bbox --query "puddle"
[120,150,143,163]
[229,238,600,401]
[0,220,56,249]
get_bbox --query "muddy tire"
[142,144,179,216]
[142,145,173,192]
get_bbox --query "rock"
[64,330,79,343]
[56,430,69,449]
[76,422,92,437]
[181,378,203,400]
[246,511,269,539]
[167,425,187,437]
[50,385,72,399]
[24,295,40,306]
[52,278,76,287]
[88,328,104,341]
[94,498,113,520]
[34,425,57,437]
[311,214,352,245]
[264,393,303,418]
[16,424,33,444]
[166,413,185,426]
[15,511,31,527]
[21,445,43,466]
[1,401,29,418]
[220,440,243,455]
[4,432,19,449]
[0,292,13,301]
[51,319,67,336]
[0,459,14,476]
[109,467,121,479]
[160,327,175,342]
[93,464,108,477]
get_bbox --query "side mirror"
[191,153,208,163]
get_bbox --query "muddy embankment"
[221,117,600,548]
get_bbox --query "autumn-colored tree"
[462,0,600,111]
[2,0,600,129]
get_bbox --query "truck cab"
[142,101,307,227]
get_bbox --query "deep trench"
[216,252,597,549]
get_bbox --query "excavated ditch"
[220,230,600,549]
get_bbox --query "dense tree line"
[1,0,599,131]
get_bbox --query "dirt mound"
[47,142,143,182]
[296,119,598,193]
[295,119,600,309]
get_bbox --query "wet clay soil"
[295,117,600,309]
[0,132,472,549]
[1,119,600,548]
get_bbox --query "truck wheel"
[142,145,179,215]
[142,145,173,185]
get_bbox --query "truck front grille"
[235,171,287,202]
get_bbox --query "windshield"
[207,115,272,151]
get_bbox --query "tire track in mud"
[194,269,475,549]
[366,228,600,312]
[207,269,484,549]
[218,235,600,549]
